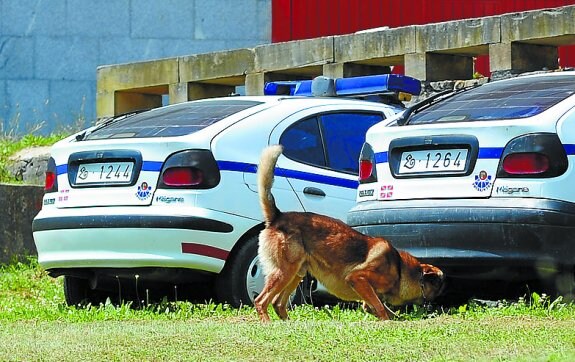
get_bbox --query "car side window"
[281,112,384,174]
[280,117,327,167]
[320,112,384,174]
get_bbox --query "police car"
[32,74,421,306]
[349,71,575,299]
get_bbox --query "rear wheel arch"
[223,223,265,269]
[215,223,264,307]
[215,223,311,307]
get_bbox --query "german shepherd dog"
[254,145,444,321]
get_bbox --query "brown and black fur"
[254,145,444,321]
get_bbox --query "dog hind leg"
[254,265,300,322]
[271,270,305,320]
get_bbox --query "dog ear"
[421,264,444,283]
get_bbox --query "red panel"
[271,0,292,43]
[272,0,575,73]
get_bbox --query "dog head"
[420,263,445,302]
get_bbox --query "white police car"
[32,74,421,306]
[350,71,575,299]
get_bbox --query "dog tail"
[258,145,283,226]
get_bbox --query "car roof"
[407,71,575,125]
[84,95,401,140]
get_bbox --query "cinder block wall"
[0,0,272,135]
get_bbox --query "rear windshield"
[409,74,575,125]
[85,99,262,139]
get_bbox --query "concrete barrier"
[96,5,575,118]
[0,184,43,264]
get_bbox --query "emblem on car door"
[136,182,153,200]
[473,170,492,192]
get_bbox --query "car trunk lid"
[49,139,198,208]
[367,120,553,201]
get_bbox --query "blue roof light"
[335,74,421,96]
[263,80,312,96]
[264,74,421,97]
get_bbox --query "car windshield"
[408,75,575,125]
[85,99,262,139]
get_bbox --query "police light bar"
[264,74,421,97]
[263,80,312,96]
[336,74,421,96]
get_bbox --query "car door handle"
[303,187,326,197]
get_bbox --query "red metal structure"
[272,0,575,75]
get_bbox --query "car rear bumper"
[32,206,259,274]
[348,198,575,279]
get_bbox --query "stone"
[7,146,51,186]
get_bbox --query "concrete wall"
[0,184,43,263]
[95,5,575,117]
[0,0,272,135]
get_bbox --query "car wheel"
[63,276,90,306]
[216,235,310,307]
[63,276,104,307]
[541,266,575,301]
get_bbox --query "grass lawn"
[1,260,575,361]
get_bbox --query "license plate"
[75,162,134,184]
[399,149,468,174]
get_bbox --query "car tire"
[63,276,105,307]
[63,276,90,306]
[541,266,575,301]
[215,235,310,308]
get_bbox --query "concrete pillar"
[187,83,235,100]
[114,91,162,115]
[245,73,265,96]
[169,83,190,104]
[489,42,559,75]
[405,53,473,81]
[96,91,115,119]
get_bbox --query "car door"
[273,111,386,221]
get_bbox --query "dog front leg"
[345,273,390,321]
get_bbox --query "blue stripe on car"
[275,168,358,189]
[142,161,163,172]
[375,152,388,163]
[217,160,358,189]
[56,164,67,175]
[478,147,504,159]
[54,143,575,185]
[217,160,256,173]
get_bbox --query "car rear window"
[85,99,262,139]
[408,74,575,125]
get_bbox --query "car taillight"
[158,150,220,189]
[358,143,377,184]
[502,153,549,175]
[44,157,58,193]
[359,160,374,180]
[162,167,204,186]
[497,133,567,178]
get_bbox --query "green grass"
[0,133,69,183]
[1,260,575,361]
